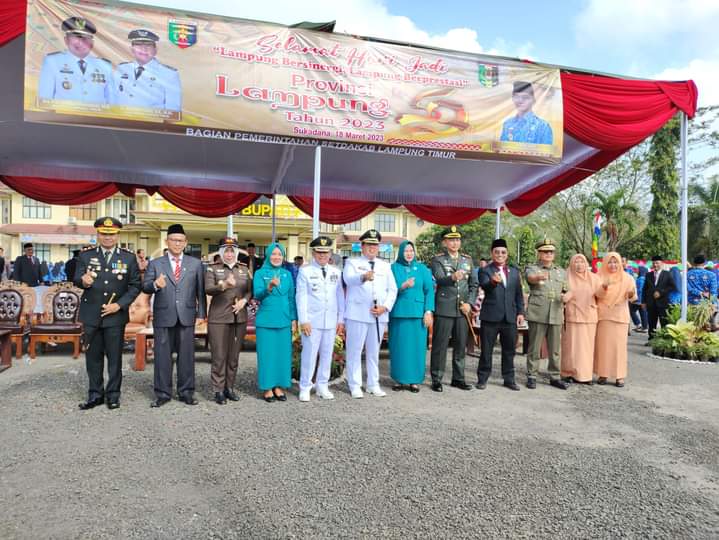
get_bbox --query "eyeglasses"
[167,238,187,243]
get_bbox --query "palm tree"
[592,189,641,252]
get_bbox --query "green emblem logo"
[168,19,197,49]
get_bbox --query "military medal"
[117,274,123,280]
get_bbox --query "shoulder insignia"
[47,51,63,57]
[159,62,178,71]
[99,57,112,64]
[119,247,133,254]
[118,61,132,66]
[81,245,94,252]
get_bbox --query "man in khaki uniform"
[525,238,570,390]
[205,236,252,404]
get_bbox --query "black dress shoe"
[475,382,487,390]
[179,395,199,406]
[275,393,287,402]
[550,379,569,390]
[597,377,608,385]
[615,380,625,388]
[150,397,170,408]
[431,382,443,392]
[504,381,521,391]
[223,389,240,401]
[263,394,276,403]
[450,381,472,391]
[408,385,420,393]
[78,397,104,410]
[392,384,406,391]
[526,378,537,389]
[214,392,226,404]
[106,400,120,410]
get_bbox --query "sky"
[125,0,719,107]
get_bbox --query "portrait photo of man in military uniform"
[113,29,182,113]
[75,217,141,410]
[37,17,114,105]
[429,225,478,392]
[524,238,572,390]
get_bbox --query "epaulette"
[118,61,132,66]
[47,51,62,56]
[159,62,178,71]
[461,253,471,258]
[99,57,112,64]
[119,247,133,254]
[81,245,95,252]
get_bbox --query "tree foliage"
[414,214,497,264]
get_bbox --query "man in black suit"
[64,249,81,283]
[642,256,675,339]
[12,243,42,286]
[75,217,141,410]
[476,238,525,391]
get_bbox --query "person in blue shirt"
[499,81,553,145]
[388,240,434,393]
[668,265,683,305]
[37,17,113,105]
[113,29,182,112]
[687,254,718,305]
[253,243,297,402]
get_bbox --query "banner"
[24,0,564,163]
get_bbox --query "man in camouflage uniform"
[524,238,570,390]
[429,226,478,392]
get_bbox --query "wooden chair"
[0,288,29,358]
[123,293,151,342]
[29,289,83,359]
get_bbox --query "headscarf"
[261,243,286,269]
[597,251,635,306]
[565,254,600,321]
[218,245,238,267]
[567,254,590,284]
[395,240,415,266]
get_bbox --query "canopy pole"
[271,195,277,244]
[227,214,233,238]
[312,146,322,239]
[680,112,689,321]
[495,206,501,239]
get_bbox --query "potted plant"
[291,329,346,382]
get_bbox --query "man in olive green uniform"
[525,238,570,390]
[205,236,252,404]
[429,226,479,392]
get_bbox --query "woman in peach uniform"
[594,252,637,387]
[561,254,602,384]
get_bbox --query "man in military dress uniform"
[296,236,345,402]
[205,237,252,404]
[525,238,570,390]
[37,17,113,104]
[113,29,182,112]
[343,229,397,398]
[75,217,141,410]
[429,226,478,392]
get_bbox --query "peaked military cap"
[359,229,381,244]
[167,224,186,236]
[128,29,159,44]
[310,236,333,252]
[219,236,238,248]
[442,225,461,239]
[94,216,122,234]
[62,17,97,37]
[535,238,556,252]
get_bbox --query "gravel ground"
[1,333,718,539]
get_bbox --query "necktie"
[174,257,181,280]
[322,266,326,278]
[369,260,375,271]
[78,59,86,74]
[135,66,144,80]
[104,249,112,264]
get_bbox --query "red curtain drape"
[1,175,123,204]
[157,187,259,218]
[404,205,486,225]
[0,0,25,47]
[289,196,381,224]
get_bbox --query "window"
[105,198,136,224]
[186,243,202,259]
[119,242,135,252]
[378,247,394,262]
[33,243,51,263]
[69,204,97,221]
[343,221,361,232]
[22,197,51,219]
[1,199,10,224]
[374,213,395,233]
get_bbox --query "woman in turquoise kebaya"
[253,243,297,402]
[389,240,435,392]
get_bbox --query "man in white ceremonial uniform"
[342,229,398,398]
[296,236,345,402]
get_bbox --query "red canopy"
[0,0,698,223]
